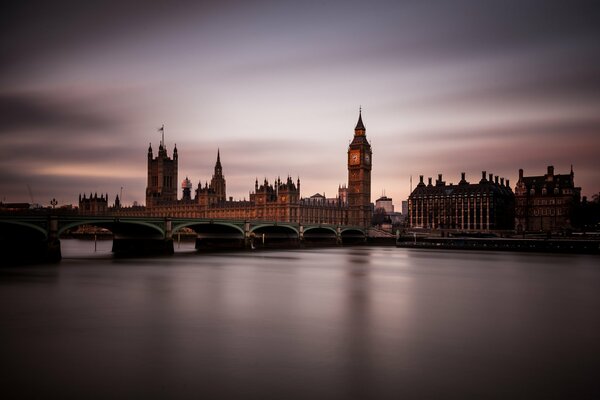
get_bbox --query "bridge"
[0,215,367,263]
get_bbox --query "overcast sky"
[1,0,599,207]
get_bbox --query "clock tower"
[347,109,372,227]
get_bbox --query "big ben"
[347,109,372,227]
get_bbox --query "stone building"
[408,171,514,231]
[347,110,372,227]
[109,112,373,227]
[514,165,581,232]
[78,193,109,215]
[375,196,394,213]
[145,134,178,207]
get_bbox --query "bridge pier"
[244,222,251,249]
[45,216,62,263]
[111,218,174,256]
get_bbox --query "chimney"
[500,177,505,186]
[506,179,510,187]
[519,168,523,179]
[495,176,499,184]
[419,175,424,183]
[547,165,554,176]
[428,177,432,186]
[482,171,487,180]
[438,173,442,182]
[489,173,493,182]
[461,172,465,180]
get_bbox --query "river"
[1,239,599,399]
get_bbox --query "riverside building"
[407,172,515,231]
[514,165,581,232]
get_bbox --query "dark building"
[514,165,581,232]
[408,171,515,231]
[146,137,178,207]
[210,150,226,203]
[117,111,371,226]
[347,110,372,227]
[79,193,108,215]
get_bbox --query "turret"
[354,109,366,136]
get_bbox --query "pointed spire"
[160,124,165,147]
[215,148,222,169]
[354,107,366,133]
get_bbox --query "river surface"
[1,239,599,399]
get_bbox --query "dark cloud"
[0,92,121,134]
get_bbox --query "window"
[530,188,535,195]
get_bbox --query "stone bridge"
[0,215,367,263]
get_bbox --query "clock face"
[349,150,360,165]
[364,154,370,164]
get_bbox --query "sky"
[1,0,599,207]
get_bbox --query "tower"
[347,109,372,227]
[145,127,178,207]
[210,149,226,203]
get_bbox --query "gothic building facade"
[106,112,373,227]
[146,139,178,207]
[408,171,515,231]
[514,165,581,232]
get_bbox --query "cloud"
[0,92,122,134]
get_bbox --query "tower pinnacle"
[354,107,366,134]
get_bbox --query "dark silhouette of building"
[515,165,581,232]
[146,138,178,207]
[79,193,108,215]
[211,150,226,203]
[109,111,373,226]
[408,172,515,231]
[347,109,372,227]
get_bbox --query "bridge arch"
[340,227,366,244]
[174,221,245,237]
[58,220,165,237]
[303,226,338,235]
[302,226,338,245]
[251,224,299,235]
[0,220,48,239]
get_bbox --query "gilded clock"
[349,150,360,165]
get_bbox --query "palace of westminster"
[78,110,582,232]
[81,111,373,227]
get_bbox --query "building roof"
[520,174,575,192]
[355,111,365,131]
[410,180,513,198]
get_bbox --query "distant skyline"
[2,1,599,207]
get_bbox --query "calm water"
[1,240,599,399]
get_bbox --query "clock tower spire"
[347,108,372,227]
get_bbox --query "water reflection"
[1,240,599,398]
